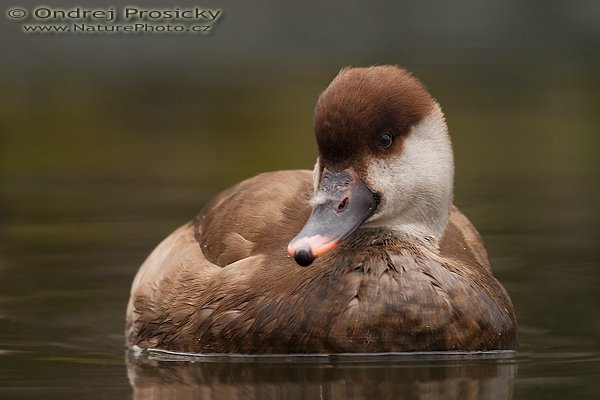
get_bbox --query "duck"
[126,65,517,354]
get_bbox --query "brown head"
[288,66,455,266]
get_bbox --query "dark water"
[1,1,600,398]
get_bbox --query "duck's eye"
[378,132,393,149]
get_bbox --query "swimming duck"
[126,65,517,354]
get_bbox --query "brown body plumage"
[127,171,516,353]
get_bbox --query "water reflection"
[127,352,516,400]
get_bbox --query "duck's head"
[288,66,454,267]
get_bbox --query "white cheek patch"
[312,158,321,193]
[364,104,454,243]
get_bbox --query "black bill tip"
[294,248,314,267]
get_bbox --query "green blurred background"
[1,0,599,399]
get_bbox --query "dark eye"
[378,132,393,149]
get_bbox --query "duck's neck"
[367,206,452,251]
